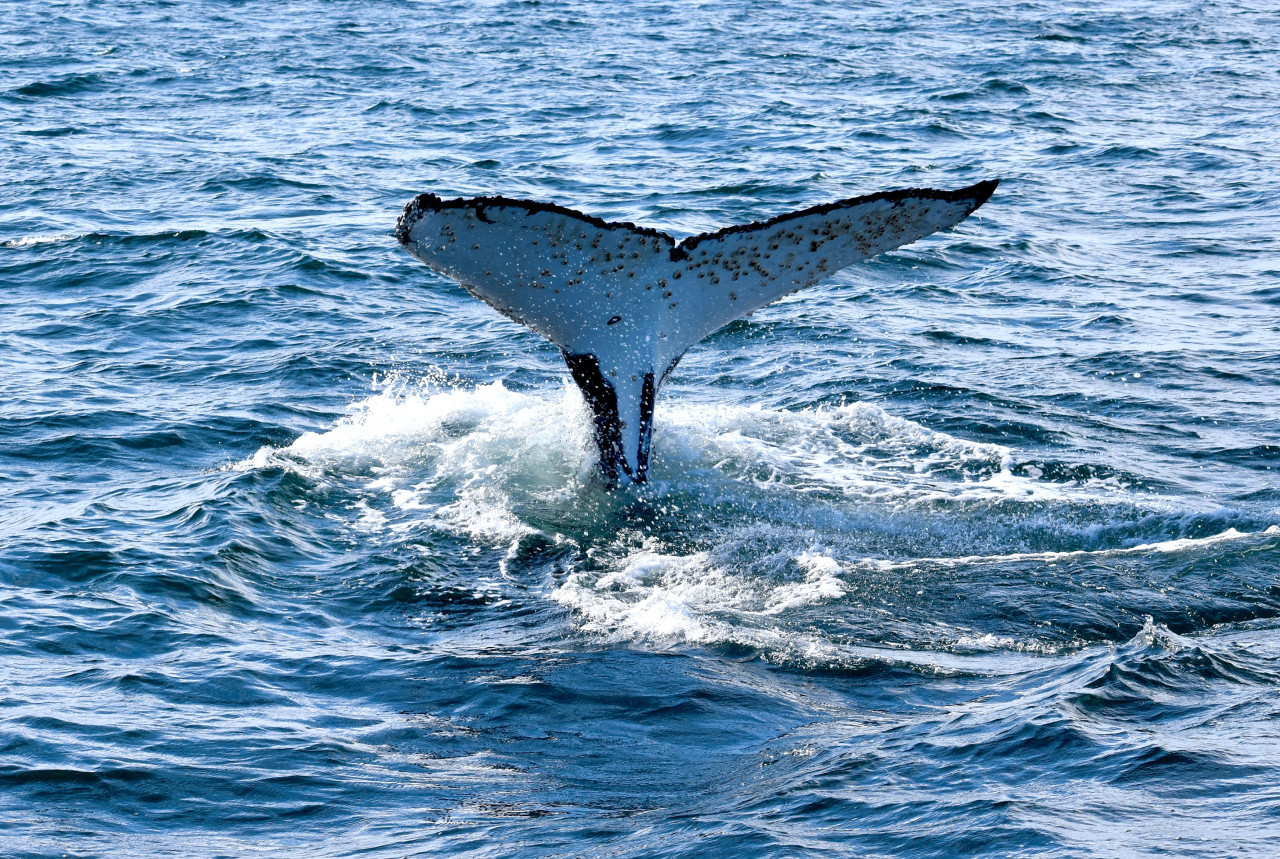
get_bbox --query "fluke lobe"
[397,180,998,486]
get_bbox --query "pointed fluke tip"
[966,178,1000,209]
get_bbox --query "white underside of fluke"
[397,180,997,484]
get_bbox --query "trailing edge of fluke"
[397,179,998,486]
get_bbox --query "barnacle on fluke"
[397,180,997,486]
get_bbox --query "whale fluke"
[397,180,998,486]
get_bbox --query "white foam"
[2,233,78,249]
[855,525,1277,572]
[653,398,1130,506]
[239,373,1143,525]
[551,543,857,646]
[552,549,734,643]
[235,373,595,542]
[763,551,847,614]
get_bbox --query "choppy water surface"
[3,1,1280,855]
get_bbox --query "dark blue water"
[4,1,1280,855]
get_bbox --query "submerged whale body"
[397,180,998,486]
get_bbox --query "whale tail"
[397,179,997,486]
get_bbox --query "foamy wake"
[857,525,1280,571]
[238,371,1136,539]
[233,373,1277,655]
[549,527,1280,654]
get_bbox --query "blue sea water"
[3,0,1280,855]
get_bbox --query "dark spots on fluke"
[396,181,999,262]
[396,191,672,248]
[677,179,999,254]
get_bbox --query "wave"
[1,228,273,251]
[11,73,107,98]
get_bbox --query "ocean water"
[3,0,1279,855]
